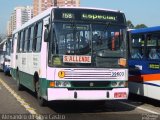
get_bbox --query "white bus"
[11,7,128,106]
[0,38,12,75]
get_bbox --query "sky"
[0,0,160,34]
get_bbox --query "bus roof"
[0,38,7,45]
[131,26,160,34]
[0,37,12,45]
[13,7,52,34]
[13,7,123,34]
[60,6,122,13]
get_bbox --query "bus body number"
[111,72,124,77]
[62,13,74,19]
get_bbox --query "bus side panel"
[38,18,49,100]
[129,81,160,100]
[40,78,49,100]
[10,68,16,79]
[147,81,160,100]
[128,82,148,96]
[129,59,160,100]
[0,54,4,71]
[11,34,18,79]
[20,53,40,92]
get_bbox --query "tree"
[127,20,134,29]
[134,24,148,29]
[127,20,148,29]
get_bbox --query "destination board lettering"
[61,13,117,21]
[149,63,160,69]
[63,55,91,63]
[63,24,89,30]
[82,14,117,21]
[62,13,75,19]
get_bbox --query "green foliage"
[127,20,134,29]
[126,20,148,29]
[134,24,148,29]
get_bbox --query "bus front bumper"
[47,88,129,101]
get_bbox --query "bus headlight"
[111,81,127,87]
[63,81,71,87]
[55,81,71,87]
[55,81,61,87]
[118,81,126,87]
[111,82,119,87]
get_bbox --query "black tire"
[16,71,23,91]
[36,81,46,106]
[4,71,10,76]
[4,71,7,76]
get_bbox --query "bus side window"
[33,24,38,52]
[17,32,21,52]
[11,35,15,53]
[33,22,42,52]
[20,31,24,52]
[24,28,29,52]
[29,26,34,52]
[22,30,26,52]
[131,49,142,59]
[17,31,24,52]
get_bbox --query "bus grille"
[71,81,111,88]
[57,68,126,81]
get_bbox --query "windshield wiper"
[96,49,123,58]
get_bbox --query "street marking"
[0,78,43,120]
[120,101,160,115]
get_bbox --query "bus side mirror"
[44,29,49,42]
[43,17,50,42]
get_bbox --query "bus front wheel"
[36,81,46,106]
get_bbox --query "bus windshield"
[48,22,127,68]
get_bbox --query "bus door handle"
[16,55,18,59]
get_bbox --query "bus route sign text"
[82,14,117,21]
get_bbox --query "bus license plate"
[114,92,127,98]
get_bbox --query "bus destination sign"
[61,12,117,21]
[63,55,91,64]
[53,8,125,24]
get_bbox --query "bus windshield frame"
[48,8,127,68]
[48,21,127,68]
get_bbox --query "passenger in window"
[149,49,159,59]
[93,32,99,44]
[157,48,160,57]
[131,49,142,59]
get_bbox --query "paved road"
[0,72,160,120]
[0,81,29,114]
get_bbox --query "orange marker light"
[50,82,55,87]
[118,58,126,67]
